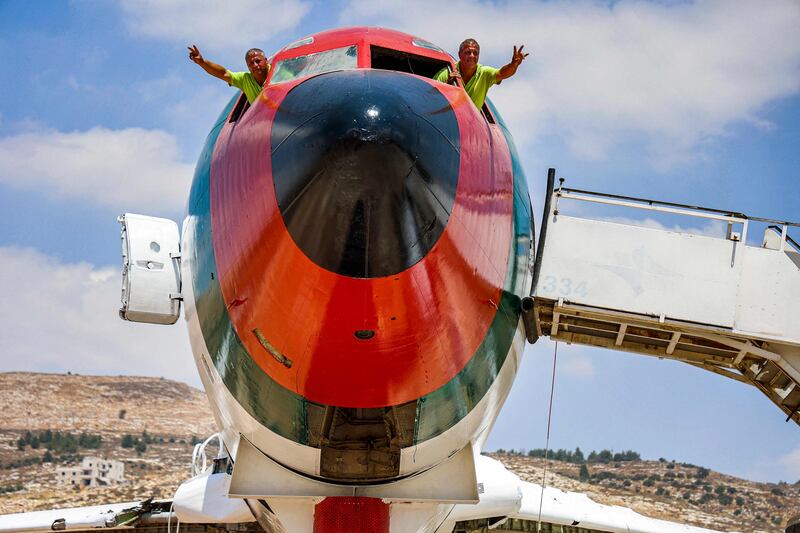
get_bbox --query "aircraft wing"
[447,455,737,533]
[512,481,735,533]
[0,498,173,532]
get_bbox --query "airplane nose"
[271,69,460,278]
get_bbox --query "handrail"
[557,191,748,224]
[560,186,800,228]
[768,225,800,253]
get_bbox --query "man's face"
[247,52,269,76]
[459,44,480,68]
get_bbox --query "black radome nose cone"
[271,69,460,278]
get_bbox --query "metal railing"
[551,181,800,252]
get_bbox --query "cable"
[166,501,181,533]
[536,341,559,532]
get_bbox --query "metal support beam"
[666,332,681,355]
[615,324,627,346]
[733,345,749,366]
[550,311,560,337]
[701,333,781,362]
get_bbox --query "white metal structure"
[118,213,182,325]
[529,178,800,425]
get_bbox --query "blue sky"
[0,0,798,484]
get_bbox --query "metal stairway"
[526,170,800,425]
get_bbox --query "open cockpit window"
[481,102,496,124]
[370,46,449,79]
[228,93,250,123]
[270,45,358,85]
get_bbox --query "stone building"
[56,457,125,487]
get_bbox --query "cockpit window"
[270,45,358,85]
[411,38,445,54]
[370,46,449,79]
[285,36,314,50]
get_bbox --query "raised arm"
[188,45,232,83]
[497,45,529,82]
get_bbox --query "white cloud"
[561,354,596,379]
[776,447,800,481]
[342,0,800,167]
[134,73,233,147]
[0,126,193,213]
[120,0,312,52]
[0,246,199,386]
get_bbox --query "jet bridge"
[526,169,800,425]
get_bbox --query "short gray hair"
[458,38,480,53]
[245,48,264,61]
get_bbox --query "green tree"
[134,441,147,455]
[597,450,613,463]
[78,433,101,449]
[579,464,590,481]
[573,447,585,463]
[121,434,135,448]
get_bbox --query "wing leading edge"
[447,455,737,533]
[0,499,171,532]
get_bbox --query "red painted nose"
[211,69,512,408]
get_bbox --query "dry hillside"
[0,372,795,532]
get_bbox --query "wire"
[166,501,181,533]
[536,341,559,532]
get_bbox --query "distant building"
[56,457,125,487]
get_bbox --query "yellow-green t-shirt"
[227,67,269,104]
[434,62,500,109]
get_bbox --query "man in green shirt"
[188,45,270,104]
[434,39,529,110]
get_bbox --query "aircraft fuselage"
[181,26,533,488]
